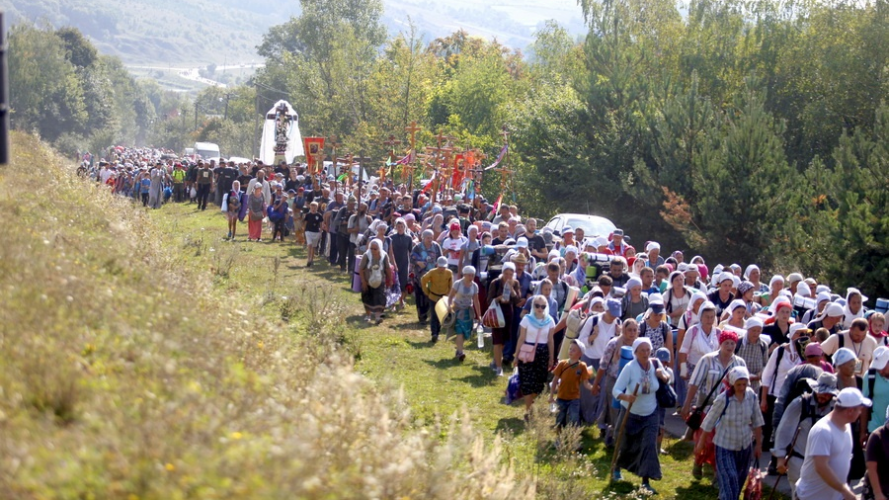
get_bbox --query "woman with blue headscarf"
[515,294,556,419]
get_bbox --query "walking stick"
[766,420,805,500]
[610,383,641,482]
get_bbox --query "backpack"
[785,377,817,416]
[566,302,591,336]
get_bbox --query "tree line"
[7,0,888,299]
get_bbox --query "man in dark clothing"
[236,166,253,193]
[195,162,213,210]
[216,161,239,204]
[607,258,630,288]
[331,197,355,271]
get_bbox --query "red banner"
[303,137,325,174]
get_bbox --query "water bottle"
[613,346,636,409]
[477,323,485,349]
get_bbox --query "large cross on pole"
[327,136,342,193]
[353,152,372,204]
[404,121,422,188]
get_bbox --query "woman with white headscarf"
[744,264,768,293]
[612,337,669,493]
[359,238,392,324]
[843,287,867,329]
[697,366,764,500]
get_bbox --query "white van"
[194,142,221,162]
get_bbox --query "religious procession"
[87,100,889,500]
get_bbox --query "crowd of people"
[89,147,889,499]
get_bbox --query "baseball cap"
[815,372,839,396]
[835,387,872,408]
[804,342,823,357]
[436,256,448,268]
[832,348,857,368]
[572,338,587,351]
[872,346,889,371]
[655,347,671,363]
[612,229,624,236]
[606,298,622,317]
[516,237,529,248]
[449,222,461,231]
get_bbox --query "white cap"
[516,237,529,248]
[789,323,809,336]
[646,241,660,251]
[872,346,889,371]
[835,387,872,408]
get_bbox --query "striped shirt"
[701,388,765,450]
[689,352,747,409]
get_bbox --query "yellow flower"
[165,463,175,472]
[231,431,243,440]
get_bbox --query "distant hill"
[0,0,586,67]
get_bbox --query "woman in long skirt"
[360,239,392,324]
[247,184,265,242]
[515,295,556,420]
[389,218,414,309]
[612,338,671,494]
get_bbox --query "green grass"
[152,201,772,499]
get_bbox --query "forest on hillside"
[8,0,889,299]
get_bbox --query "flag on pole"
[484,145,509,171]
[491,193,503,213]
[394,150,413,165]
[420,172,437,195]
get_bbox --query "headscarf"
[737,281,755,296]
[745,317,764,330]
[525,294,555,329]
[744,264,760,281]
[718,329,739,345]
[728,366,750,384]
[632,337,653,354]
[843,287,866,328]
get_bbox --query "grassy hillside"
[0,132,780,499]
[0,0,297,65]
[0,0,585,67]
[0,132,531,499]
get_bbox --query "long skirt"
[715,445,751,500]
[361,284,386,314]
[517,344,549,395]
[693,417,717,468]
[580,356,603,427]
[248,219,263,240]
[616,410,662,480]
[598,373,619,444]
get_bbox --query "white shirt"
[441,236,467,267]
[579,313,619,359]
[679,324,720,366]
[795,417,852,500]
[519,315,553,345]
[761,343,801,396]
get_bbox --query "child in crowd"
[550,339,593,434]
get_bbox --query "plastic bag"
[504,368,523,405]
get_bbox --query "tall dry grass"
[0,133,535,499]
